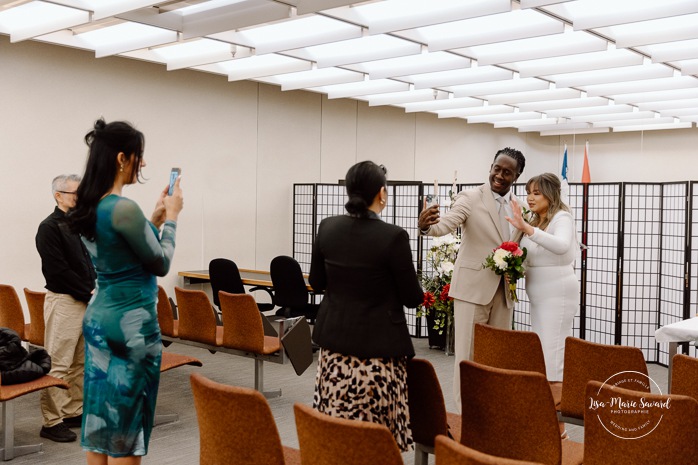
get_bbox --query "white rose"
[493,249,511,270]
[439,262,454,274]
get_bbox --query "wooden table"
[178,269,313,291]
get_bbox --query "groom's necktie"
[497,197,510,241]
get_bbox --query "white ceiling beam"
[545,104,634,118]
[96,28,178,58]
[166,46,253,71]
[594,116,675,128]
[520,0,575,7]
[638,97,698,111]
[182,1,291,39]
[412,66,512,90]
[539,127,610,136]
[280,69,364,91]
[615,24,698,48]
[6,3,89,43]
[46,1,164,20]
[228,57,313,81]
[573,3,698,30]
[324,80,410,99]
[366,89,445,107]
[452,78,550,98]
[486,88,581,105]
[437,105,514,119]
[474,34,607,66]
[585,77,698,98]
[517,96,610,112]
[467,112,543,124]
[570,110,658,123]
[515,49,643,78]
[650,47,698,63]
[403,97,483,113]
[612,122,693,132]
[516,122,593,132]
[550,65,673,88]
[116,8,184,32]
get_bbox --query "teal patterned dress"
[80,195,176,457]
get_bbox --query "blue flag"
[561,146,568,181]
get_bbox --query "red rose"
[440,284,453,301]
[500,241,520,253]
[423,291,435,308]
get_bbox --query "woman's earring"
[380,198,386,205]
[119,163,124,173]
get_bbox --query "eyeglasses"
[57,191,77,195]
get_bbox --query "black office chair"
[269,256,319,324]
[208,258,275,314]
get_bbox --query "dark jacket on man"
[36,207,95,303]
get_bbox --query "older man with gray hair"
[35,174,95,442]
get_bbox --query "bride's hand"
[507,198,534,236]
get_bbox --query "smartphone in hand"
[168,168,181,196]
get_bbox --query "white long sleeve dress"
[520,210,579,382]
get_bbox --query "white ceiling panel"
[1,0,696,134]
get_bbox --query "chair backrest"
[0,284,26,340]
[294,403,403,465]
[407,358,450,448]
[459,360,561,465]
[584,380,698,465]
[270,256,308,308]
[156,286,176,338]
[219,291,265,353]
[208,258,245,308]
[559,337,649,420]
[472,323,547,376]
[190,373,287,465]
[670,353,698,400]
[23,288,46,346]
[173,287,218,346]
[435,435,544,465]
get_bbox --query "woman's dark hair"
[344,161,387,218]
[70,118,145,240]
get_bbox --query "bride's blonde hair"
[526,173,570,231]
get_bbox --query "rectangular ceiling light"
[346,52,471,80]
[410,65,511,90]
[549,64,673,88]
[211,15,362,55]
[286,34,421,69]
[458,30,607,66]
[425,9,564,51]
[584,76,698,97]
[486,88,581,105]
[437,105,514,119]
[0,1,89,42]
[517,96,611,112]
[539,127,610,136]
[452,78,550,98]
[403,97,483,113]
[512,49,643,77]
[330,0,512,36]
[612,122,693,132]
[314,79,410,99]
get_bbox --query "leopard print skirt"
[313,348,413,451]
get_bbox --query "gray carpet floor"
[5,336,668,465]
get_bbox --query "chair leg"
[154,413,179,427]
[1,400,43,461]
[414,443,429,465]
[254,359,281,399]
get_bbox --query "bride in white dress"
[507,173,579,382]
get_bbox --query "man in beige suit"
[419,147,526,409]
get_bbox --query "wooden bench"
[165,286,311,399]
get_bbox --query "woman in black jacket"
[309,161,423,451]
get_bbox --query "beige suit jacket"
[426,184,517,306]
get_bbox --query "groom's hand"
[419,204,440,231]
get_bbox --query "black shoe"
[40,423,77,442]
[63,414,82,428]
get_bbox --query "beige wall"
[2,35,698,311]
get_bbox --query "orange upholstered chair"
[294,402,403,465]
[407,357,461,465]
[473,323,562,407]
[156,285,178,339]
[0,374,69,460]
[584,380,698,465]
[218,291,281,355]
[190,373,299,465]
[173,287,222,347]
[435,435,544,465]
[0,284,30,341]
[23,288,46,347]
[459,361,583,465]
[670,353,698,400]
[559,337,649,426]
[155,351,203,426]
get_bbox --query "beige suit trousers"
[40,291,86,427]
[452,280,512,411]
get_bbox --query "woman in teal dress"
[70,119,183,465]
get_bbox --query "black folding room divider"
[293,181,698,366]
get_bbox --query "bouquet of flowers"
[482,241,527,302]
[417,233,461,334]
